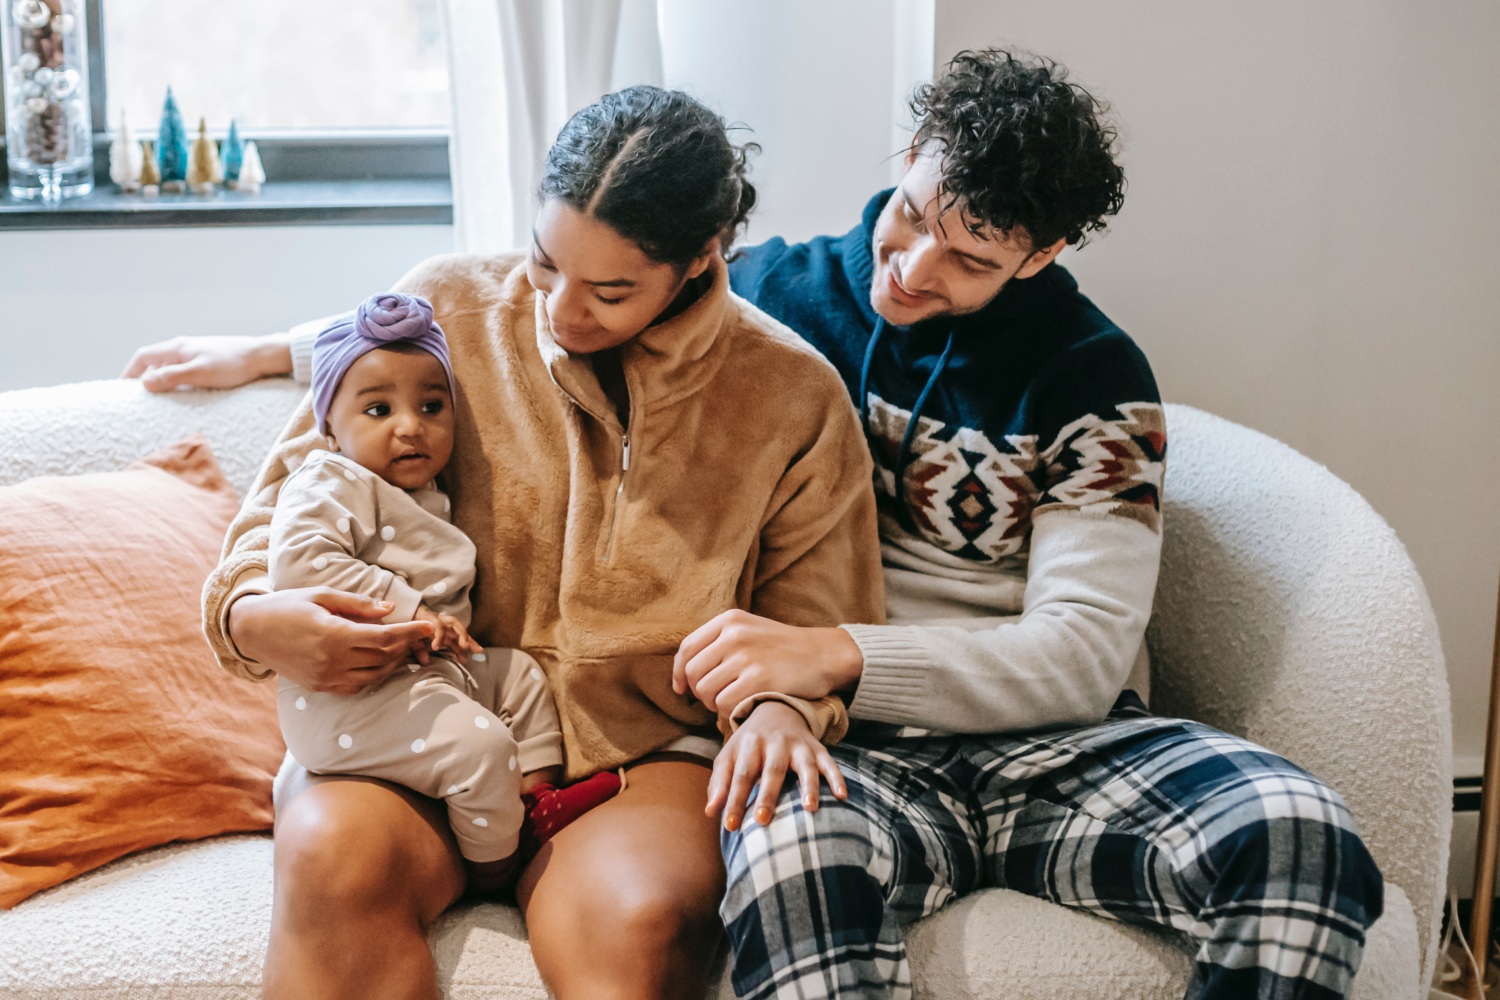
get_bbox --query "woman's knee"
[274,782,459,924]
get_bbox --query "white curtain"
[441,0,665,254]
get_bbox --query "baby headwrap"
[311,293,457,435]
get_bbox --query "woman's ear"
[684,239,719,281]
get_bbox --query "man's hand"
[707,701,848,832]
[673,609,863,714]
[121,334,292,393]
[228,587,435,695]
[413,604,483,660]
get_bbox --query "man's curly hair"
[911,49,1125,251]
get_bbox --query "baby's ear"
[324,433,340,453]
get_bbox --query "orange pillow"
[0,436,283,908]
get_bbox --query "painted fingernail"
[756,806,772,825]
[725,815,740,832]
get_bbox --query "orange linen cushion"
[0,436,283,908]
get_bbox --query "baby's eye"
[363,402,390,417]
[422,399,445,415]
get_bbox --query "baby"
[269,293,618,876]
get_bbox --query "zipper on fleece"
[603,375,634,563]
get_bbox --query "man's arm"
[845,508,1159,731]
[122,314,345,392]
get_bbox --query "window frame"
[0,0,452,228]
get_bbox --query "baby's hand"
[413,605,483,661]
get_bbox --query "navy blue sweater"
[729,190,1165,565]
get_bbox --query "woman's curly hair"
[910,49,1125,250]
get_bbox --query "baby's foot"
[521,770,623,853]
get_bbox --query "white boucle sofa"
[0,378,1448,999]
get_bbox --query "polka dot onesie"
[268,449,563,863]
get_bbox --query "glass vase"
[2,0,93,203]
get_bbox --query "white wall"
[0,225,455,392]
[659,0,931,246]
[934,1,1500,774]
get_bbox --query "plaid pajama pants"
[720,695,1383,1000]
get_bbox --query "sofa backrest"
[0,378,306,496]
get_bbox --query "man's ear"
[1016,237,1067,280]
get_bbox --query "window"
[1,0,453,227]
[102,0,450,133]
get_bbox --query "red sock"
[521,770,623,853]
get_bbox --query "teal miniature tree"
[155,87,189,186]
[221,119,244,184]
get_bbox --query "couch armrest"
[1148,404,1450,988]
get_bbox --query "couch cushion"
[0,438,283,909]
[0,835,1418,999]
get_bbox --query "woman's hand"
[707,701,848,832]
[229,587,435,694]
[673,609,864,714]
[121,333,292,392]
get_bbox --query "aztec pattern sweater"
[203,253,885,778]
[729,190,1166,734]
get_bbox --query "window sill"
[0,178,453,230]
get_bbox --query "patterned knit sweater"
[729,190,1166,734]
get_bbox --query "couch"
[0,378,1449,998]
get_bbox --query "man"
[673,50,1382,1000]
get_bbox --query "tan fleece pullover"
[202,253,885,778]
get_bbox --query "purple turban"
[311,293,456,434]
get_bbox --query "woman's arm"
[690,372,886,824]
[674,384,883,723]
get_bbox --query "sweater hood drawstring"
[858,318,957,531]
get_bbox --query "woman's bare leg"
[263,769,467,1000]
[518,760,725,1000]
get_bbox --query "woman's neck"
[590,348,630,427]
[650,269,713,328]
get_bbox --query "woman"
[162,87,884,999]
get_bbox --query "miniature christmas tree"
[138,140,161,197]
[187,117,221,194]
[221,119,244,185]
[156,87,189,193]
[109,111,142,192]
[237,140,265,194]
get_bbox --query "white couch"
[0,378,1448,999]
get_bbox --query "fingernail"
[725,815,740,832]
[756,806,772,825]
[803,795,814,808]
